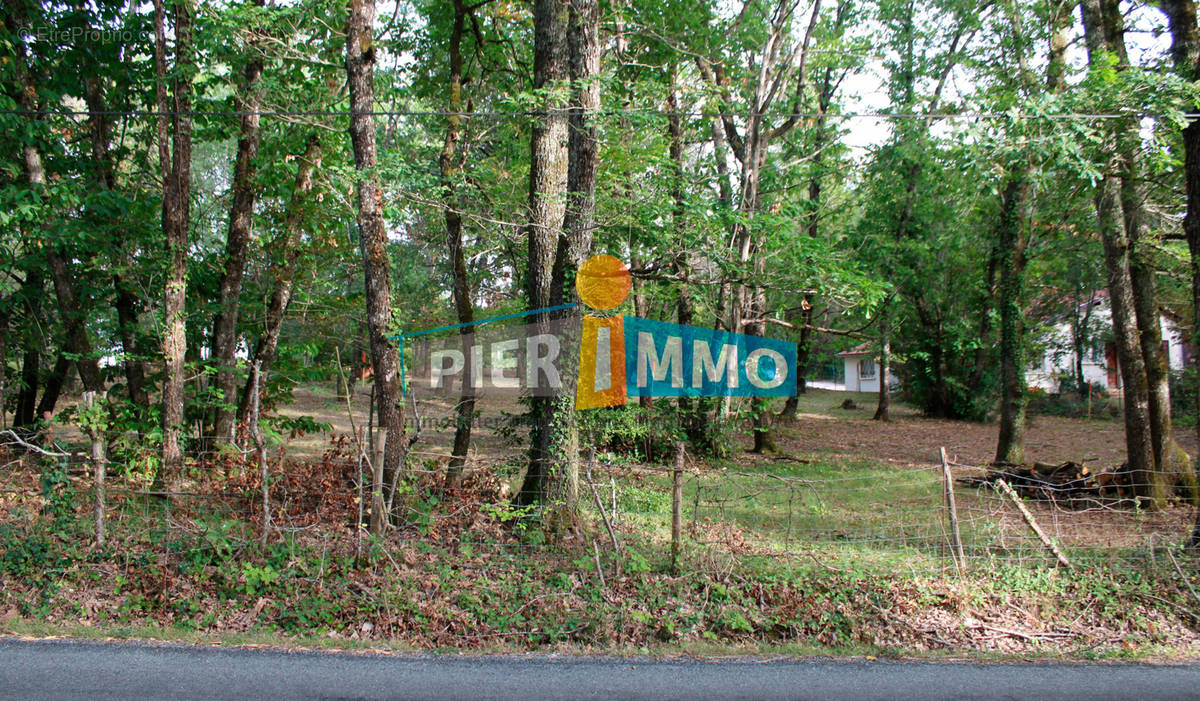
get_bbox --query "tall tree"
[1079,0,1165,507]
[697,0,822,453]
[993,0,1070,464]
[781,0,852,420]
[863,0,980,422]
[236,134,322,430]
[347,0,407,527]
[1159,0,1200,542]
[212,0,267,447]
[4,5,106,403]
[157,0,196,487]
[516,0,599,524]
[993,177,1032,463]
[439,0,478,486]
[82,63,151,417]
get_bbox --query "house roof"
[836,342,874,357]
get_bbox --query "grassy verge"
[2,502,1198,661]
[2,434,1199,661]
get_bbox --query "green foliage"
[238,563,280,597]
[0,526,65,578]
[618,484,671,514]
[39,457,76,530]
[1170,368,1198,427]
[1026,385,1120,420]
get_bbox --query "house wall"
[1030,306,1187,392]
[843,356,880,394]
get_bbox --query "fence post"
[939,447,965,571]
[355,427,365,561]
[84,391,106,548]
[672,441,685,574]
[249,361,270,547]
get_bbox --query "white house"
[1028,294,1190,392]
[838,343,884,393]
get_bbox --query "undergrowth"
[1,443,1198,660]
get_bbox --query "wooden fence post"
[672,441,685,574]
[248,361,270,547]
[939,447,965,571]
[355,427,365,560]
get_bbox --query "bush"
[1170,367,1198,427]
[578,400,737,461]
[1026,386,1120,419]
[1053,373,1107,400]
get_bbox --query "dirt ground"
[277,385,1198,474]
[775,399,1199,472]
[271,385,1198,553]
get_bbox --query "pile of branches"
[957,460,1135,506]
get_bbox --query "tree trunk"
[347,0,407,517]
[0,307,8,428]
[710,118,735,336]
[993,1,1067,444]
[15,344,39,429]
[81,44,149,416]
[12,265,42,430]
[1129,231,1176,472]
[994,178,1032,465]
[969,245,999,390]
[1082,0,1172,507]
[34,354,70,421]
[1096,174,1160,504]
[874,332,891,422]
[1071,287,1097,399]
[667,76,709,448]
[157,0,195,488]
[517,0,596,525]
[237,135,321,431]
[44,251,104,393]
[212,12,265,447]
[1160,0,1200,529]
[113,276,150,413]
[783,60,838,419]
[440,0,476,486]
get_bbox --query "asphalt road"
[1,637,1198,700]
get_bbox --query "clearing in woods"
[277,384,1193,471]
[273,384,1196,554]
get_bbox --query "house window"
[858,358,876,379]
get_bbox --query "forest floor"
[2,385,1199,661]
[277,384,1194,472]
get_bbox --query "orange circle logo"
[576,254,632,311]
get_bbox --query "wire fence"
[2,425,1194,578]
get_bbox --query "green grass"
[586,453,973,573]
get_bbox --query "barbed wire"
[0,108,1191,120]
[1,438,1192,571]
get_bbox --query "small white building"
[838,343,883,393]
[1028,294,1190,392]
